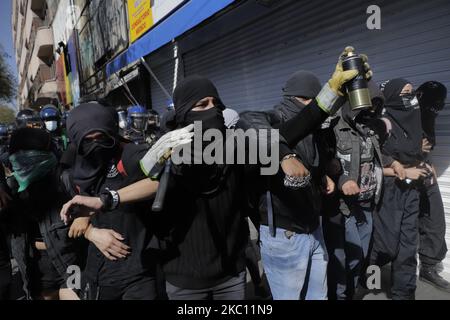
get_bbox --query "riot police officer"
[40,105,68,158]
[127,105,150,145]
[16,109,42,129]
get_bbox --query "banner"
[128,0,154,43]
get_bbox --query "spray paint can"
[342,51,372,110]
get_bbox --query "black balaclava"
[172,76,228,194]
[173,75,226,129]
[67,103,120,195]
[381,78,423,164]
[282,70,322,99]
[278,70,322,120]
[417,81,448,146]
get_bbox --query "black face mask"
[80,136,118,171]
[355,109,378,124]
[401,94,420,110]
[184,107,226,132]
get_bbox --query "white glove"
[140,124,194,176]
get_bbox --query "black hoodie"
[67,103,157,288]
[381,79,423,166]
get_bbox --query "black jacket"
[6,170,85,299]
[240,98,323,235]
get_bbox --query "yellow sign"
[128,0,154,43]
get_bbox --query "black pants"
[165,272,246,300]
[29,249,64,297]
[0,265,11,300]
[370,177,420,300]
[97,276,157,300]
[419,182,448,267]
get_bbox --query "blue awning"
[106,0,236,78]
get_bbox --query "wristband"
[99,189,120,212]
[281,154,298,163]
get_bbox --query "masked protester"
[321,81,385,300]
[415,81,450,291]
[370,79,428,300]
[39,105,68,158]
[0,162,11,300]
[1,128,84,300]
[60,47,363,300]
[66,103,159,300]
[239,70,336,300]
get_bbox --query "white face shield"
[45,121,58,132]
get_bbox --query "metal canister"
[342,52,372,110]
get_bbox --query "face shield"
[117,110,128,130]
[130,112,150,132]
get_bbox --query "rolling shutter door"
[182,0,450,276]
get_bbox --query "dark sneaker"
[420,266,450,293]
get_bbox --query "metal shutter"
[434,108,450,280]
[146,43,183,114]
[182,0,450,111]
[181,0,450,277]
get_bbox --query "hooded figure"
[173,75,225,129]
[417,81,448,147]
[380,78,423,166]
[9,128,57,193]
[7,128,82,300]
[66,103,121,195]
[170,76,229,195]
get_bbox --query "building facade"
[12,0,58,109]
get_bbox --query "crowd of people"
[0,47,448,300]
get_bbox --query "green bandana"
[9,150,58,192]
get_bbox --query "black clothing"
[29,248,64,295]
[158,161,249,290]
[240,97,324,235]
[165,271,246,300]
[0,227,11,300]
[9,128,52,155]
[282,70,322,98]
[419,175,448,266]
[67,103,121,195]
[83,144,157,290]
[382,78,423,166]
[370,177,420,300]
[8,171,85,299]
[95,276,157,300]
[173,75,225,126]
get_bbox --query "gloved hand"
[140,124,194,177]
[316,46,372,114]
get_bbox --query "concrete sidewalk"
[357,265,450,300]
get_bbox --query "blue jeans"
[324,203,373,300]
[259,224,328,300]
